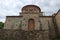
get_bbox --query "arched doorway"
[28,19,35,30]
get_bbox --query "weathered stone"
[0,29,51,40]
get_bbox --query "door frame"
[28,19,35,30]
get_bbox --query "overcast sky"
[0,0,60,22]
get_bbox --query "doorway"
[28,19,35,30]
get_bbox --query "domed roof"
[22,5,41,12]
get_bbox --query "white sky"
[0,0,60,22]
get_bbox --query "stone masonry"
[1,5,60,40]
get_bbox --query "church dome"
[22,5,41,13]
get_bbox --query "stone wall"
[55,10,60,34]
[4,16,22,29]
[0,29,51,40]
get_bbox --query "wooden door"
[28,19,35,30]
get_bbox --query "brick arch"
[28,19,35,30]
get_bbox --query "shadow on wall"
[53,35,60,40]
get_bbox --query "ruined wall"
[4,16,22,29]
[39,17,56,38]
[55,10,60,34]
[0,29,50,40]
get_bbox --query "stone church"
[3,5,60,40]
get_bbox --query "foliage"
[54,35,60,40]
[0,22,4,29]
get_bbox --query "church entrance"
[28,19,35,30]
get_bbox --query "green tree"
[0,22,4,29]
